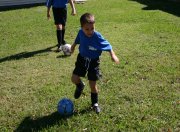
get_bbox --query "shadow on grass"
[0,45,56,63]
[130,0,180,17]
[0,3,45,12]
[15,112,64,132]
[15,107,92,132]
[56,54,71,58]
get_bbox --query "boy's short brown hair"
[80,13,95,27]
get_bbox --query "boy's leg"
[56,24,63,52]
[56,30,62,49]
[52,7,64,51]
[71,74,85,99]
[71,74,81,84]
[62,28,66,44]
[72,54,87,99]
[89,80,100,114]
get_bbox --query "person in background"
[46,0,76,52]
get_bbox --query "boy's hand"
[70,44,76,54]
[71,10,76,16]
[47,8,51,20]
[47,13,51,20]
[112,54,119,64]
[109,50,119,64]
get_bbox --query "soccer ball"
[62,44,71,56]
[57,98,74,116]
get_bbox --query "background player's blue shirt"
[75,29,112,59]
[46,0,68,8]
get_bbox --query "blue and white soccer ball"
[57,98,74,116]
[62,44,71,56]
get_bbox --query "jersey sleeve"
[96,32,112,51]
[46,0,53,8]
[74,30,80,44]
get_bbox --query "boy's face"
[82,23,95,37]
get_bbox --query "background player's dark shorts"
[52,7,67,26]
[73,54,102,81]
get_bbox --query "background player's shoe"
[93,103,100,114]
[55,46,62,52]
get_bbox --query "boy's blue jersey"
[75,29,112,59]
[46,0,68,8]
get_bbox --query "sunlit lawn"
[0,0,179,131]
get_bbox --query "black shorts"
[52,7,67,26]
[73,54,102,81]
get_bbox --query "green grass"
[0,0,180,131]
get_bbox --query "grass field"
[0,0,180,131]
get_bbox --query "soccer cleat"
[74,81,85,99]
[55,45,62,52]
[93,103,101,114]
[62,40,67,45]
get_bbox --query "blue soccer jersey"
[46,0,68,8]
[75,29,112,59]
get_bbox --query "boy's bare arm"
[69,0,76,15]
[47,8,51,19]
[71,43,77,53]
[109,50,119,64]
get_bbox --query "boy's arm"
[69,0,76,15]
[47,7,51,20]
[46,0,52,19]
[109,50,119,64]
[71,43,77,54]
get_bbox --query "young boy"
[46,0,76,52]
[71,13,119,114]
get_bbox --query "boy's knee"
[89,81,98,93]
[56,24,63,30]
[71,76,75,83]
[71,74,79,84]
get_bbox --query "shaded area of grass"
[130,0,180,17]
[15,112,64,132]
[15,107,93,132]
[0,3,46,12]
[0,45,56,63]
